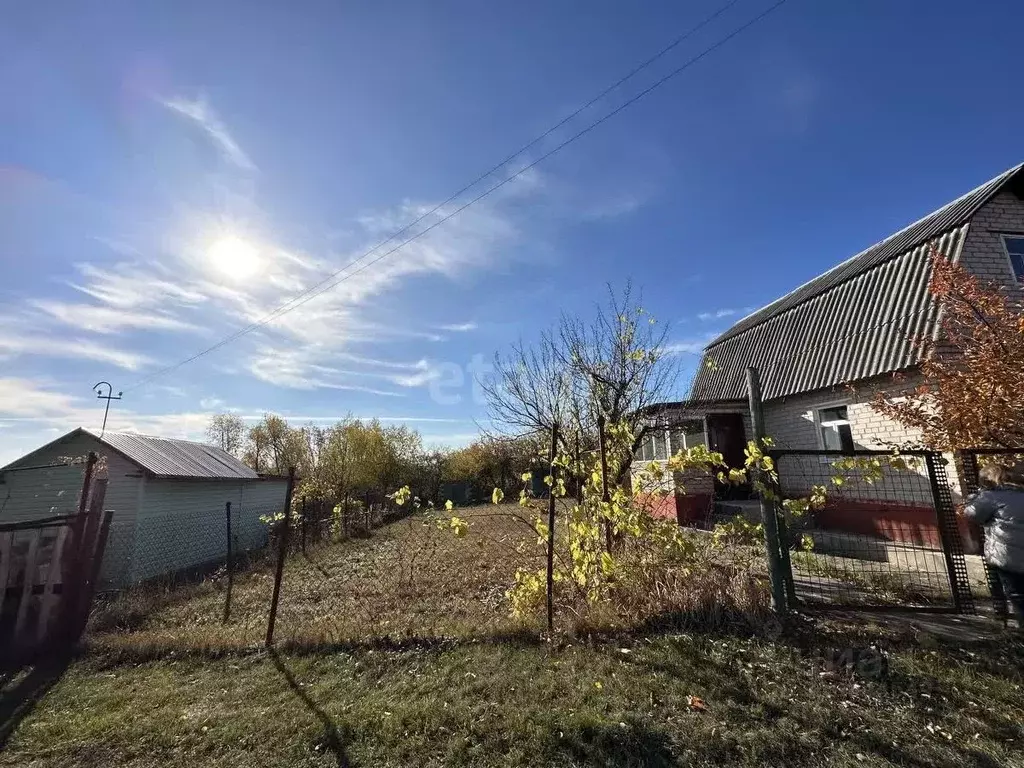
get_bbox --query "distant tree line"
[206,413,542,505]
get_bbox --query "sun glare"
[207,234,261,278]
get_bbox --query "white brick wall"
[762,374,965,504]
[959,190,1024,299]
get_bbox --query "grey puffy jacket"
[964,487,1024,574]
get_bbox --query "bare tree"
[206,413,246,456]
[482,282,682,483]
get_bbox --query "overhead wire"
[127,0,789,392]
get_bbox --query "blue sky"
[2,0,1023,463]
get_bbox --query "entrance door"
[706,413,750,500]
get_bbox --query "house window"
[653,430,668,460]
[669,420,706,454]
[1001,235,1024,283]
[635,429,671,461]
[817,405,854,452]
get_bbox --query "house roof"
[689,163,1024,403]
[1,428,260,480]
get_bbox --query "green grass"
[3,619,1023,767]
[9,504,1020,766]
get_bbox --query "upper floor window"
[1001,235,1024,283]
[816,405,854,452]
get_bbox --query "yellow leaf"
[687,695,707,712]
[445,499,454,511]
[492,487,504,505]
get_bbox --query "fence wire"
[773,451,976,610]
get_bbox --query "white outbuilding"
[0,428,290,587]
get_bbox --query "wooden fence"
[0,477,112,663]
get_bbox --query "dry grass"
[89,505,545,651]
[88,504,775,655]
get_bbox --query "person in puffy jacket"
[964,460,1024,623]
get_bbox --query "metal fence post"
[546,422,559,632]
[597,415,613,553]
[265,467,296,647]
[746,367,788,618]
[926,452,975,614]
[223,501,233,624]
[957,450,1008,621]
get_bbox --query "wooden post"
[75,508,113,637]
[574,432,584,505]
[300,497,307,555]
[61,451,99,633]
[265,467,296,647]
[546,422,559,632]
[68,479,109,638]
[746,367,788,618]
[597,415,613,553]
[223,501,233,624]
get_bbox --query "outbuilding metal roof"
[689,163,1024,403]
[0,428,263,480]
[92,430,259,479]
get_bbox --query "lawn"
[5,503,1022,766]
[87,504,547,651]
[2,617,1023,767]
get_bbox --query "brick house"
[637,162,1024,546]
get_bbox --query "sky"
[2,0,1023,464]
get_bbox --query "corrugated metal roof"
[90,430,259,479]
[709,163,1023,346]
[690,163,1024,403]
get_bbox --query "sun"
[207,234,261,278]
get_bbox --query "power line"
[128,0,789,392]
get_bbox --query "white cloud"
[0,325,152,370]
[5,164,546,395]
[0,377,219,464]
[29,299,199,335]
[696,307,752,322]
[438,321,477,332]
[247,346,407,396]
[663,332,723,356]
[161,95,256,171]
[387,360,444,388]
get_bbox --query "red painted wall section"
[635,493,714,526]
[815,499,979,553]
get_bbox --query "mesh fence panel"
[774,451,973,609]
[89,502,282,645]
[273,500,543,644]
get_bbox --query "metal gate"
[956,449,1024,621]
[769,449,974,613]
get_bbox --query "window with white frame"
[636,431,660,461]
[653,430,668,460]
[669,420,706,454]
[1001,235,1024,283]
[816,405,854,452]
[636,422,708,461]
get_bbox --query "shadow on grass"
[541,718,676,768]
[270,650,354,768]
[0,656,71,749]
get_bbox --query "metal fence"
[770,448,976,613]
[955,449,1023,622]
